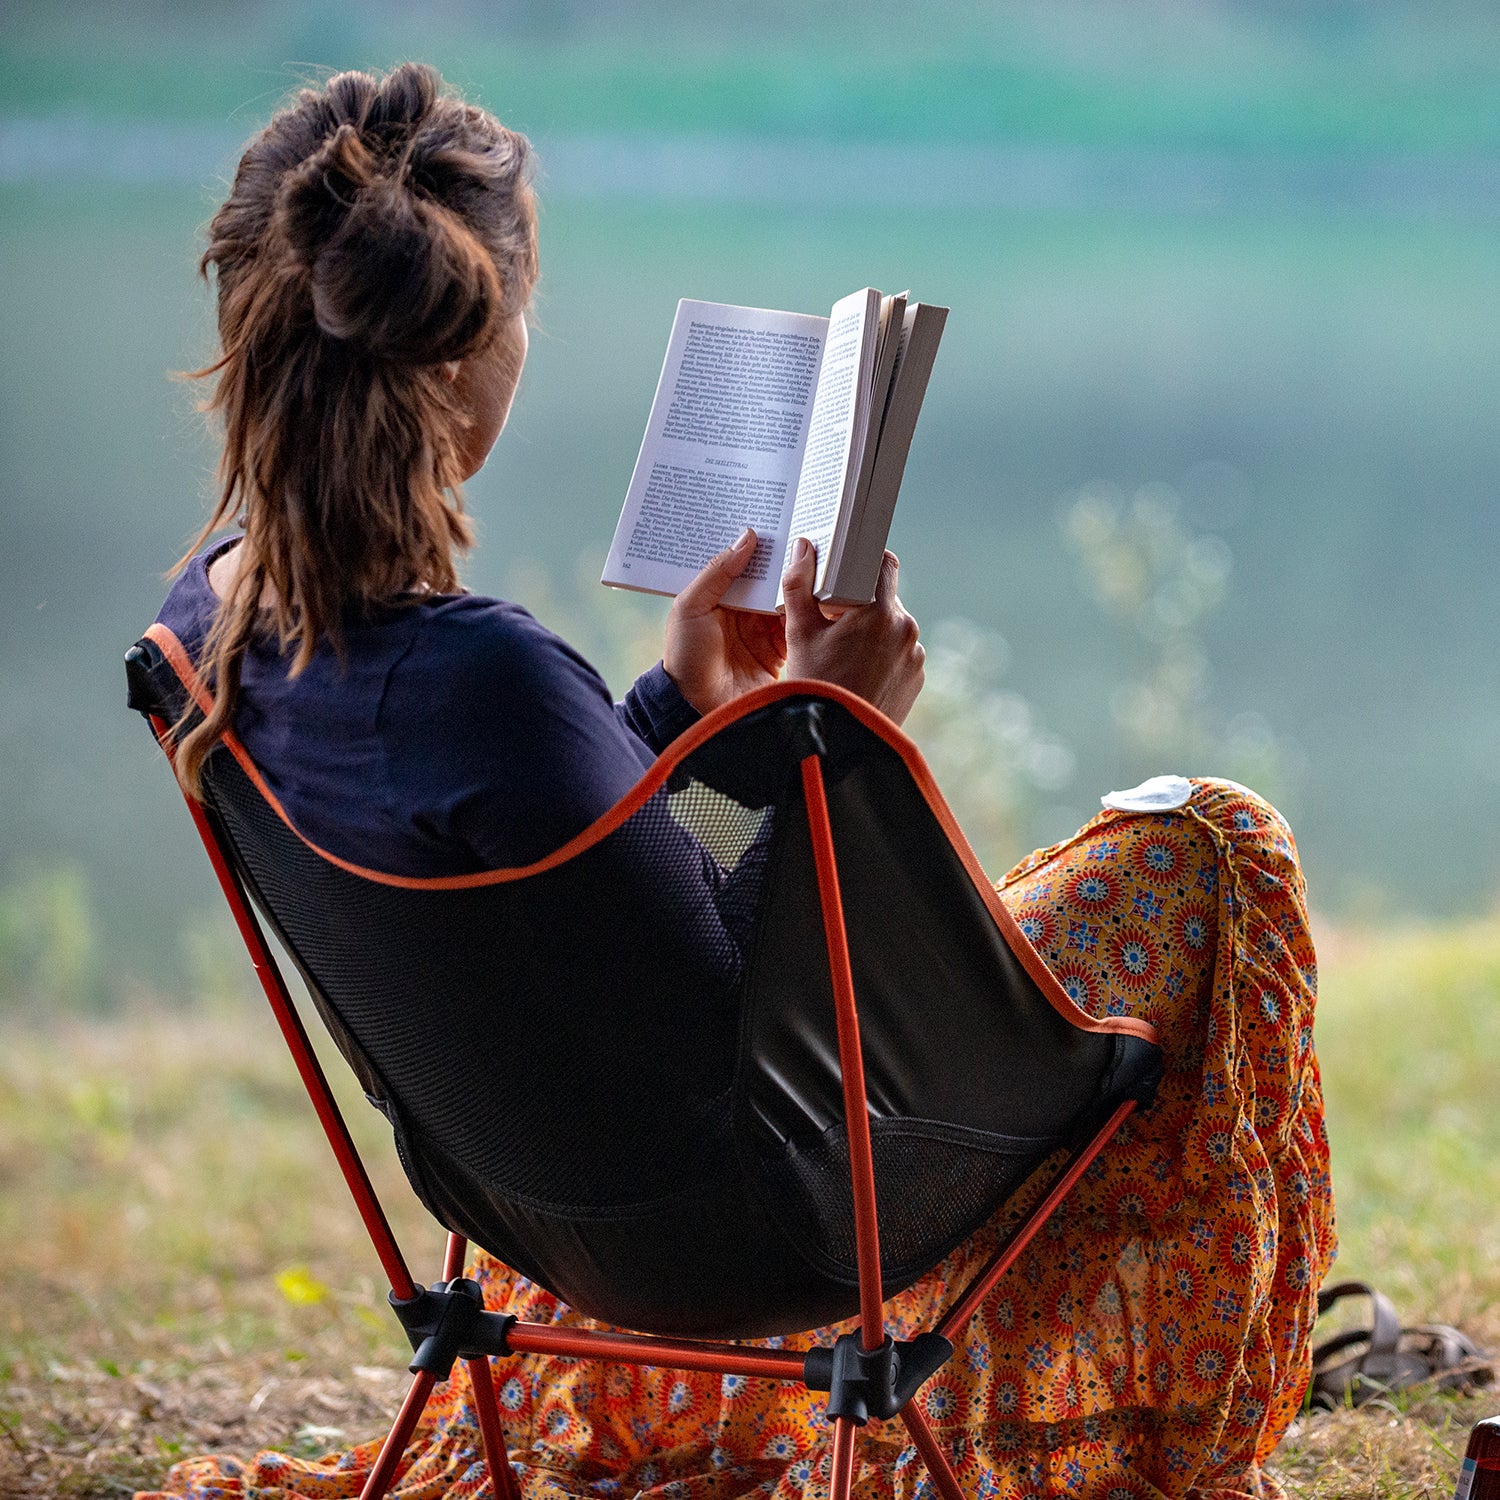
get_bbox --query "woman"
[141,64,1334,1500]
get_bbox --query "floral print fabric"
[140,778,1335,1500]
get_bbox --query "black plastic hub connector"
[388,1279,518,1379]
[124,643,158,716]
[802,1331,953,1425]
[779,700,827,761]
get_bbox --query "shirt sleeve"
[617,662,702,753]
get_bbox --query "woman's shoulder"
[403,591,607,699]
[382,593,633,765]
[413,589,554,642]
[154,535,240,656]
[381,591,646,831]
[152,542,597,690]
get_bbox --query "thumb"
[675,527,757,616]
[780,536,825,634]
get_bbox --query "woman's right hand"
[781,538,925,726]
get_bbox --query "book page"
[824,291,905,595]
[780,288,881,601]
[826,301,948,606]
[603,299,828,613]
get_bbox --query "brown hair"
[173,62,538,794]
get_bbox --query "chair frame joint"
[389,1279,517,1378]
[779,699,827,760]
[803,1331,953,1425]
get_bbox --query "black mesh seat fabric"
[130,638,1160,1340]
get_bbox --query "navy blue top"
[156,537,703,876]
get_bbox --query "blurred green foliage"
[904,618,1075,873]
[1317,918,1500,1311]
[2,1,1499,1009]
[0,863,105,1013]
[1064,481,1295,804]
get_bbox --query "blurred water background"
[3,0,1498,1010]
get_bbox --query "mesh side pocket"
[763,1118,1064,1282]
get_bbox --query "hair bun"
[279,122,503,366]
[278,124,372,268]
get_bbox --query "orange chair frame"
[138,662,1149,1500]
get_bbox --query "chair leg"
[467,1354,520,1500]
[359,1369,438,1500]
[441,1232,520,1500]
[828,1415,860,1500]
[442,1230,468,1281]
[900,1404,967,1500]
[936,1100,1137,1344]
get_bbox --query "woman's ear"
[441,360,461,384]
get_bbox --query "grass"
[0,1005,429,1497]
[1263,916,1500,1500]
[0,916,1496,1498]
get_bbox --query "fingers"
[780,536,826,636]
[738,608,789,677]
[873,549,921,668]
[675,528,757,617]
[778,540,924,723]
[743,608,788,659]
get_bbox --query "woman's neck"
[207,536,443,606]
[207,536,248,603]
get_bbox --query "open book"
[602,287,947,613]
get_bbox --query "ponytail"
[172,63,537,797]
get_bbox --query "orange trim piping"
[142,623,1156,1043]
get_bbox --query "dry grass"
[1257,915,1500,1500]
[1,916,1497,1498]
[1272,1391,1495,1500]
[0,1006,435,1497]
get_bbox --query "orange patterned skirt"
[142,778,1335,1500]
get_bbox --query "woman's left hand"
[664,528,787,715]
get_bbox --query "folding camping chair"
[126,624,1162,1500]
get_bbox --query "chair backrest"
[129,629,1160,1339]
